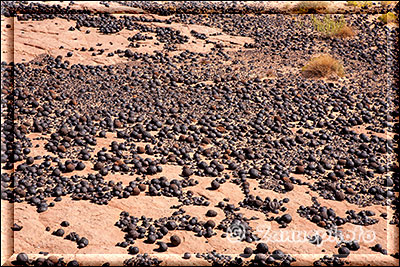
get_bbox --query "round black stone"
[170,235,181,246]
[16,253,29,263]
[256,242,268,253]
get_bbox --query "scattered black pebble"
[11,223,23,231]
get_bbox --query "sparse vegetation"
[380,1,397,7]
[346,1,373,8]
[265,69,276,78]
[378,11,398,23]
[302,55,345,78]
[292,1,329,14]
[200,59,211,65]
[311,15,355,38]
[334,25,355,38]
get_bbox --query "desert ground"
[1,1,399,266]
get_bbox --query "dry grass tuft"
[302,55,345,79]
[292,1,329,13]
[265,69,276,78]
[200,59,211,65]
[334,25,356,38]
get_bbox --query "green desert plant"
[311,15,355,38]
[302,55,345,78]
[378,11,398,23]
[292,1,329,13]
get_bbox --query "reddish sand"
[1,1,398,266]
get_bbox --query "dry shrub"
[292,1,329,13]
[302,55,345,78]
[265,69,276,77]
[200,59,211,65]
[334,25,355,38]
